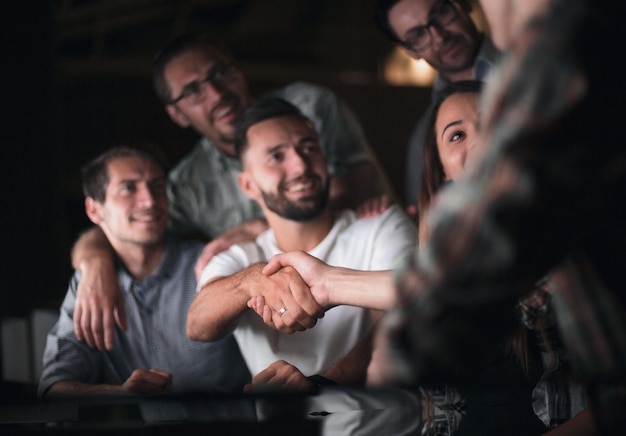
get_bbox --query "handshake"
[246,251,334,334]
[236,250,398,335]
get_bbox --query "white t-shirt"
[199,205,416,377]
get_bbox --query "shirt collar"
[201,136,242,171]
[117,237,179,292]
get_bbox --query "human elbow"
[186,311,223,342]
[186,313,208,341]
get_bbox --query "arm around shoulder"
[71,226,113,270]
[70,226,126,350]
[45,380,125,398]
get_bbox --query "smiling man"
[154,34,391,238]
[39,146,250,398]
[69,33,394,352]
[186,98,415,390]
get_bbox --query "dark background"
[2,0,435,316]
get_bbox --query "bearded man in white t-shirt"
[187,97,416,391]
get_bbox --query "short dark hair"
[234,97,312,159]
[374,0,473,43]
[374,0,404,43]
[81,143,168,203]
[152,33,232,104]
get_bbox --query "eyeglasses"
[401,0,458,52]
[169,62,236,105]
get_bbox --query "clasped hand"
[248,262,325,334]
[247,252,332,333]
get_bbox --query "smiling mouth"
[131,211,163,223]
[212,96,239,123]
[283,176,320,194]
[439,35,463,55]
[286,181,314,192]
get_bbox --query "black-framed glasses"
[401,0,458,52]
[169,62,236,105]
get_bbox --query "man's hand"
[262,251,331,307]
[405,205,418,224]
[250,252,334,332]
[74,257,127,351]
[122,369,173,395]
[243,360,313,393]
[356,194,392,218]
[187,263,324,341]
[254,265,324,334]
[194,218,268,281]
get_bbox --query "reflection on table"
[0,384,421,435]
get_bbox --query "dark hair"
[81,143,168,203]
[374,0,404,43]
[234,97,312,159]
[374,0,473,44]
[418,79,483,242]
[152,33,232,104]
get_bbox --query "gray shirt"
[38,237,250,397]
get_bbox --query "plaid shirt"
[421,291,587,436]
[387,0,626,434]
[520,290,588,429]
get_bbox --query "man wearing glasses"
[375,0,500,214]
[153,35,391,241]
[69,33,393,351]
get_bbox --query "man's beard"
[261,178,329,222]
[433,31,481,75]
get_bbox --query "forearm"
[187,266,264,341]
[322,316,380,385]
[325,268,397,311]
[71,226,113,271]
[45,380,124,398]
[542,409,598,436]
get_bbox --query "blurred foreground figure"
[380,0,626,433]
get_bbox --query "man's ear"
[237,172,259,201]
[165,104,191,128]
[85,197,103,225]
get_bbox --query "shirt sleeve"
[38,273,103,398]
[197,241,264,290]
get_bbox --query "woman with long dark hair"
[417,80,483,244]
